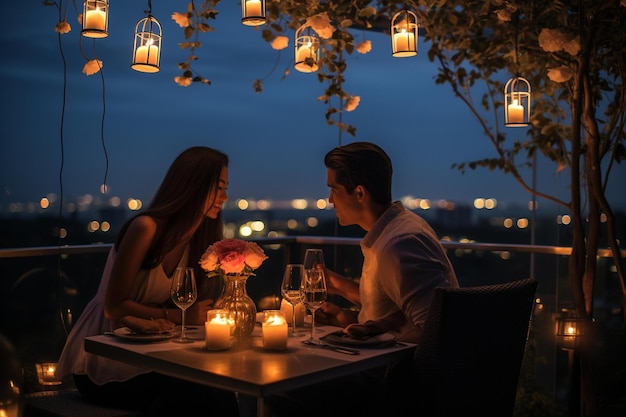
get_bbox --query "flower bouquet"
[199,239,268,348]
[199,238,268,278]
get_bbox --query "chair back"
[413,278,538,417]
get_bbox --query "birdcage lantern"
[82,0,109,38]
[504,76,531,127]
[294,25,320,73]
[131,15,162,73]
[391,9,418,57]
[241,0,266,26]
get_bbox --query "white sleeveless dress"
[55,246,188,384]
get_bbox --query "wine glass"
[281,264,306,337]
[301,263,327,345]
[303,248,325,273]
[170,266,197,343]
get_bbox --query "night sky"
[1,2,624,214]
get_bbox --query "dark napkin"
[321,330,397,348]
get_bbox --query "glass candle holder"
[262,310,288,350]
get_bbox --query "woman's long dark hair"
[115,146,229,298]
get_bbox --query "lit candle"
[85,8,106,31]
[393,30,415,54]
[245,0,262,17]
[262,310,288,350]
[205,310,231,351]
[508,99,524,123]
[134,44,159,66]
[44,364,56,380]
[295,43,318,72]
[296,44,312,64]
[280,298,305,326]
[0,404,19,417]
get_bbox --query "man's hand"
[316,302,358,327]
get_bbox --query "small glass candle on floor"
[262,310,288,350]
[205,309,231,351]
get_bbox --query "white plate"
[110,327,176,342]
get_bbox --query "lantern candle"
[262,310,288,350]
[393,30,414,53]
[508,99,524,123]
[85,8,106,31]
[134,44,159,66]
[245,0,262,17]
[205,310,231,351]
[296,44,313,64]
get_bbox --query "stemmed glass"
[281,264,306,337]
[303,248,325,273]
[300,260,327,345]
[170,266,197,343]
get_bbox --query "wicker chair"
[379,278,538,417]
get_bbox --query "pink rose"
[199,247,219,272]
[214,239,247,274]
[244,242,268,269]
[199,239,268,276]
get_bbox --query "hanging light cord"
[513,10,520,75]
[97,54,109,194]
[77,35,110,198]
[55,0,68,336]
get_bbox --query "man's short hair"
[324,141,393,205]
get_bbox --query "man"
[267,141,459,417]
[317,141,459,343]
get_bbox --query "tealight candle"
[262,310,288,351]
[280,298,305,326]
[205,309,231,351]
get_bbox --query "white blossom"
[271,36,289,51]
[171,12,190,28]
[82,59,103,76]
[356,40,372,54]
[174,76,193,87]
[345,96,360,112]
[547,66,573,83]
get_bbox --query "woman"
[56,146,240,416]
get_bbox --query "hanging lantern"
[82,0,109,38]
[131,15,162,73]
[391,9,418,57]
[294,25,320,73]
[504,76,531,127]
[556,314,585,350]
[241,0,266,26]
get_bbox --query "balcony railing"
[0,237,623,416]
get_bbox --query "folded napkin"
[119,316,176,335]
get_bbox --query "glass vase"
[214,273,257,348]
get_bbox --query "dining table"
[84,319,417,417]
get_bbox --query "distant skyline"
[1,2,624,216]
